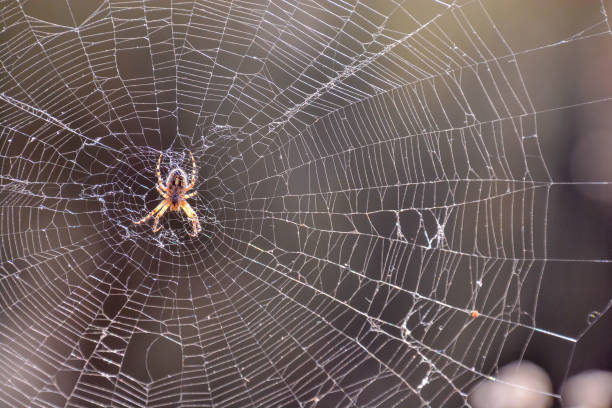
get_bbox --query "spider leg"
[185,151,197,191]
[157,184,168,198]
[133,199,168,224]
[152,202,170,233]
[180,201,201,236]
[156,153,168,192]
[184,190,196,199]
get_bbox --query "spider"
[133,151,202,236]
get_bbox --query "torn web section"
[225,83,547,407]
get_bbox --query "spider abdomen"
[166,169,187,210]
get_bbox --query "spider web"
[0,0,611,407]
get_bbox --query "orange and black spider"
[133,151,202,236]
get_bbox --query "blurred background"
[0,0,610,407]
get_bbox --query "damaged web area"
[0,0,610,407]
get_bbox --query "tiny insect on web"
[133,151,202,237]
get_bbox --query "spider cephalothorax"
[133,151,202,236]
